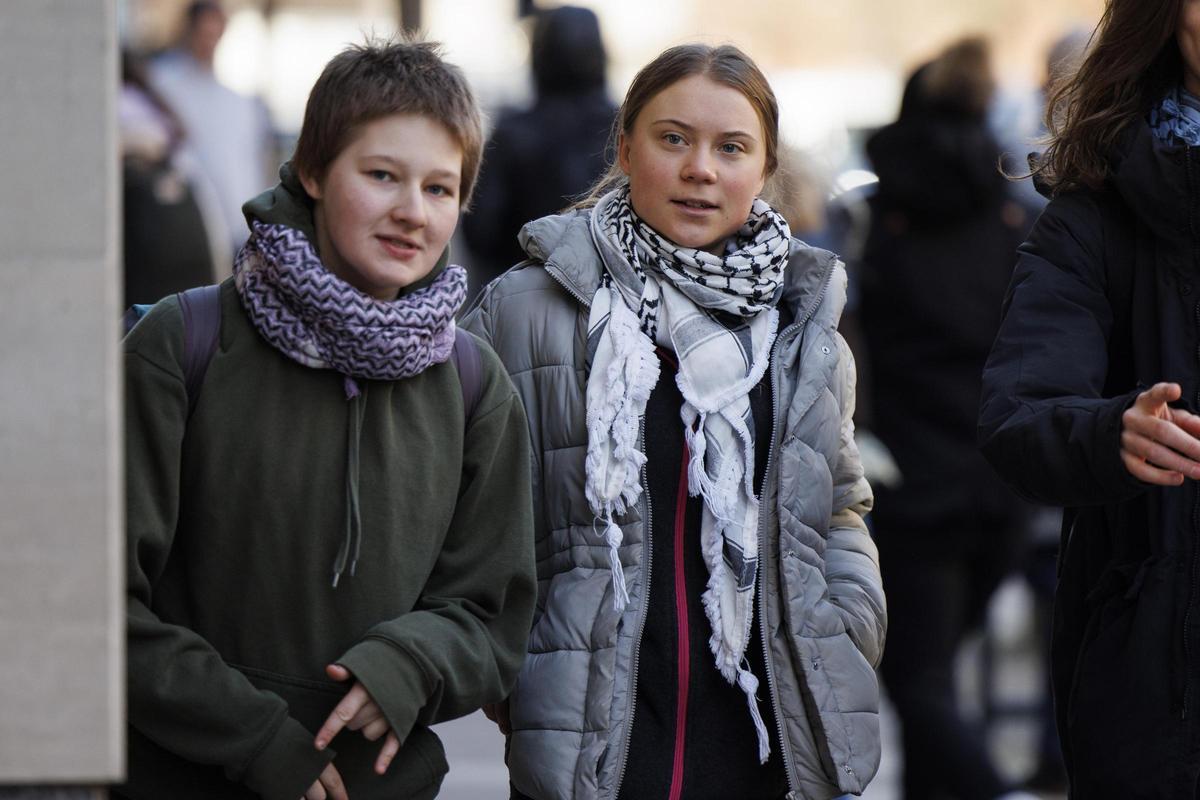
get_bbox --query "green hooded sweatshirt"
[121,169,535,800]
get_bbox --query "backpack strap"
[176,284,222,419]
[451,326,484,427]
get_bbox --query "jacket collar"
[518,207,841,322]
[1109,120,1194,247]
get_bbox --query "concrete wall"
[0,0,123,785]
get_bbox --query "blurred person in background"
[859,37,1038,800]
[467,43,885,800]
[120,49,224,307]
[120,38,534,800]
[461,4,616,293]
[980,0,1200,795]
[150,0,274,261]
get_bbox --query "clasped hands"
[302,664,400,800]
[1121,382,1200,485]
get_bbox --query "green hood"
[241,161,450,297]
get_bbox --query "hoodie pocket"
[777,551,880,795]
[234,664,447,799]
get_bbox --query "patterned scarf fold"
[1149,86,1200,147]
[584,187,791,763]
[233,220,467,385]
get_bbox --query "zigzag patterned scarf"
[233,220,467,385]
[584,187,790,763]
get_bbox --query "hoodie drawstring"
[332,377,367,588]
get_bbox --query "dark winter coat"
[978,119,1200,797]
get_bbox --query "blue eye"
[719,142,744,154]
[368,169,393,182]
[663,133,685,145]
[426,184,453,197]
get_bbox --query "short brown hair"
[292,36,484,208]
[578,44,780,207]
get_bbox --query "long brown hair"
[574,43,779,208]
[1038,0,1183,193]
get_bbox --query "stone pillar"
[0,0,121,794]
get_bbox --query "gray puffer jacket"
[464,210,885,800]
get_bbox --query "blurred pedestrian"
[467,43,885,800]
[120,38,534,800]
[461,5,615,291]
[149,0,274,260]
[859,37,1036,800]
[978,0,1200,795]
[120,49,225,306]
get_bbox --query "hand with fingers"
[1120,382,1200,485]
[315,664,402,777]
[302,761,348,800]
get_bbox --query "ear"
[298,167,323,201]
[617,131,632,176]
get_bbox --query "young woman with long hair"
[979,0,1200,795]
[466,44,885,800]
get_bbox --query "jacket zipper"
[543,263,652,799]
[1185,146,1200,722]
[758,262,835,800]
[668,442,693,800]
[543,263,653,800]
[608,415,653,800]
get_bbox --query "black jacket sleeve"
[978,191,1145,507]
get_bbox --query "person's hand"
[481,699,511,735]
[315,664,401,775]
[301,761,347,800]
[1120,382,1200,485]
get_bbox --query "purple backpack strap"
[176,284,222,419]
[451,326,484,426]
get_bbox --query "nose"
[681,148,717,184]
[389,183,427,228]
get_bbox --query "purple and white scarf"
[233,220,467,389]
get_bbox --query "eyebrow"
[649,118,758,140]
[363,154,460,179]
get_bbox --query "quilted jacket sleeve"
[825,333,886,667]
[977,192,1145,507]
[462,276,552,625]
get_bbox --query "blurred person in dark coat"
[859,37,1037,800]
[461,5,616,291]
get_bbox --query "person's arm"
[124,302,332,800]
[331,348,536,745]
[978,193,1155,506]
[821,333,886,667]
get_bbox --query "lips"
[672,198,718,210]
[377,235,421,258]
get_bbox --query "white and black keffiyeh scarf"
[584,187,790,762]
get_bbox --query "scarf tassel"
[737,666,772,764]
[604,517,630,611]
